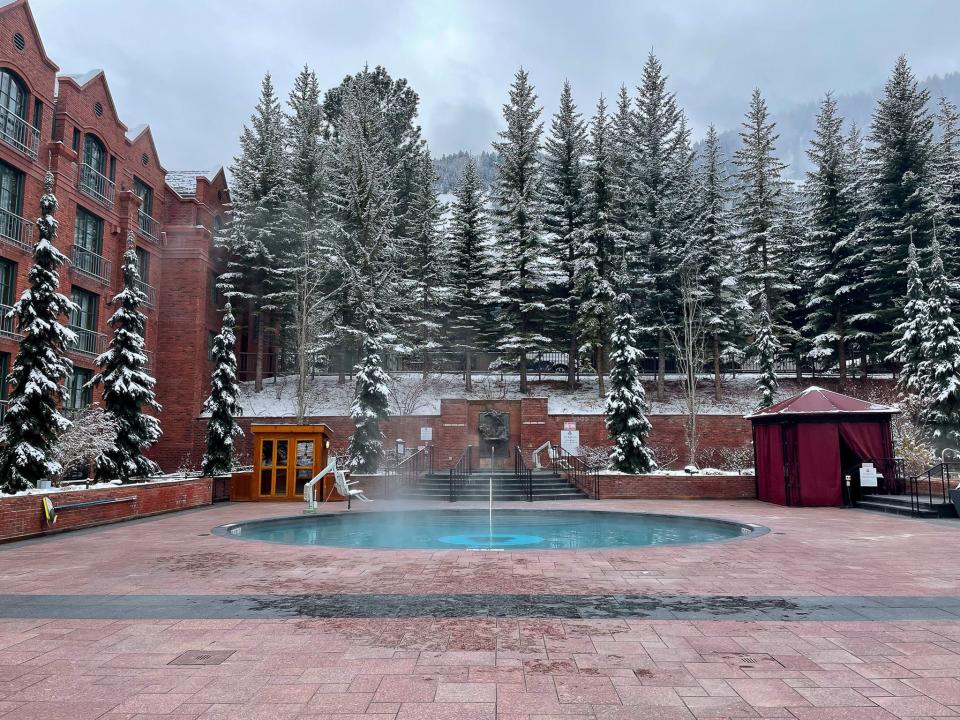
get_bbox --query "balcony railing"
[135,278,156,307]
[71,245,112,284]
[68,325,106,357]
[77,162,115,209]
[0,303,19,339]
[0,206,32,253]
[137,210,161,245]
[0,107,39,159]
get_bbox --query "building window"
[0,160,23,216]
[133,177,153,216]
[70,287,98,331]
[0,351,8,422]
[65,367,93,411]
[0,69,27,121]
[82,134,106,175]
[71,128,80,152]
[0,258,15,306]
[32,99,41,133]
[74,206,103,254]
[210,271,220,305]
[207,330,217,360]
[108,156,115,182]
[135,246,151,284]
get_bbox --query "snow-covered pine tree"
[0,173,75,494]
[542,80,588,389]
[609,85,634,244]
[90,239,161,482]
[931,97,960,279]
[404,150,448,376]
[219,73,288,392]
[447,156,492,391]
[202,302,243,476]
[605,294,656,474]
[804,94,871,385]
[918,233,960,444]
[347,310,391,473]
[696,125,748,401]
[491,68,549,394]
[751,297,781,410]
[575,96,618,398]
[888,239,927,397]
[776,183,811,377]
[861,56,935,349]
[628,53,695,400]
[733,89,791,328]
[325,71,398,380]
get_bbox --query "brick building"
[0,0,229,470]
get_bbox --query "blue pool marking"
[437,533,545,547]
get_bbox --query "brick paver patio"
[1,499,960,718]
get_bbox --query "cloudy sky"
[28,0,960,172]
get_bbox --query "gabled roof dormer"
[55,69,127,134]
[0,0,59,73]
[127,124,167,176]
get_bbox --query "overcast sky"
[28,0,960,172]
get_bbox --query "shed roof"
[745,386,897,419]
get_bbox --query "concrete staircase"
[401,470,589,501]
[853,494,951,519]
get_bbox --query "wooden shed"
[232,424,332,501]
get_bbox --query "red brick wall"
[595,473,756,500]
[0,477,212,542]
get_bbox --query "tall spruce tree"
[889,239,927,396]
[733,89,792,329]
[347,310,391,472]
[202,302,243,476]
[220,73,288,392]
[0,174,75,493]
[697,125,748,400]
[447,157,492,391]
[605,295,656,473]
[492,68,549,394]
[751,297,781,410]
[91,240,161,481]
[609,85,634,245]
[931,96,960,279]
[543,80,588,389]
[861,56,934,349]
[575,96,618,398]
[917,234,960,444]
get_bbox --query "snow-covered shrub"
[49,407,118,485]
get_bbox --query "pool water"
[216,509,764,550]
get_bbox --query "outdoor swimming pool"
[215,509,766,550]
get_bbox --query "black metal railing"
[135,278,157,307]
[514,445,533,502]
[0,303,19,339]
[71,244,112,284]
[137,210,161,245]
[398,444,433,489]
[910,462,959,515]
[0,206,33,253]
[0,107,39,159]
[68,325,106,357]
[448,445,472,502]
[551,443,601,499]
[77,162,115,209]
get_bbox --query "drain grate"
[711,653,784,669]
[168,650,234,666]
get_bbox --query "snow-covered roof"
[745,386,897,419]
[58,69,102,87]
[165,170,217,198]
[126,123,148,141]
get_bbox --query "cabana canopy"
[748,387,898,507]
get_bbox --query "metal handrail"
[137,210,161,244]
[135,278,157,307]
[448,446,472,502]
[398,444,433,489]
[909,462,959,515]
[68,325,106,357]
[77,162,116,209]
[0,107,39,159]
[514,445,533,502]
[71,244,112,284]
[551,443,600,499]
[841,457,906,505]
[0,206,33,253]
[0,303,19,339]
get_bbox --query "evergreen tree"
[696,125,748,400]
[91,240,161,481]
[751,297,781,410]
[609,85,634,243]
[861,56,934,348]
[404,150,447,375]
[347,310,391,472]
[491,68,549,394]
[0,173,74,493]
[917,234,960,443]
[888,240,927,396]
[447,157,493,391]
[733,89,792,327]
[575,96,618,398]
[931,96,960,279]
[605,296,656,473]
[202,302,243,476]
[804,95,871,385]
[542,80,588,389]
[219,73,288,392]
[776,182,812,376]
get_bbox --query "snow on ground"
[235,372,887,418]
[0,472,201,498]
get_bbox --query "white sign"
[560,429,580,456]
[420,426,433,442]
[860,463,878,488]
[563,421,577,431]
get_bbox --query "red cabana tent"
[746,387,898,507]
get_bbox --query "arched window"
[82,133,106,174]
[0,70,27,149]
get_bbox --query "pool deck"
[1,498,960,719]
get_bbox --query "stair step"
[854,499,940,519]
